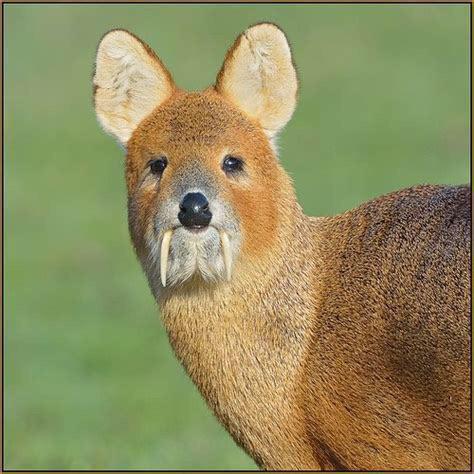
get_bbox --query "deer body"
[93,24,470,470]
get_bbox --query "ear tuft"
[215,23,298,138]
[93,29,174,145]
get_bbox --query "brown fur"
[94,26,471,470]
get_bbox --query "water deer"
[93,24,471,470]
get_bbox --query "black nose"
[178,192,212,229]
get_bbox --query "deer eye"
[148,157,168,176]
[222,155,244,174]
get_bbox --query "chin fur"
[144,226,239,291]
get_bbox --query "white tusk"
[219,230,232,281]
[160,229,173,287]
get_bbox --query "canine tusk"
[220,230,232,281]
[160,229,173,287]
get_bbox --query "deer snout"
[178,192,212,229]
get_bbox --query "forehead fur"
[130,89,263,149]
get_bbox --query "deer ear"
[215,23,298,139]
[93,29,175,146]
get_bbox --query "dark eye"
[149,157,168,176]
[222,155,244,174]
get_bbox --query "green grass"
[4,4,469,470]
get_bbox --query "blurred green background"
[4,4,469,470]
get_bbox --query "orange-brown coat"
[93,24,471,470]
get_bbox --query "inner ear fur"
[215,23,298,138]
[93,29,175,145]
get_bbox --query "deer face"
[93,24,298,289]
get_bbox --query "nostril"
[178,192,212,229]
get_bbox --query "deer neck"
[157,204,321,467]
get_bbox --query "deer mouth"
[159,227,232,287]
